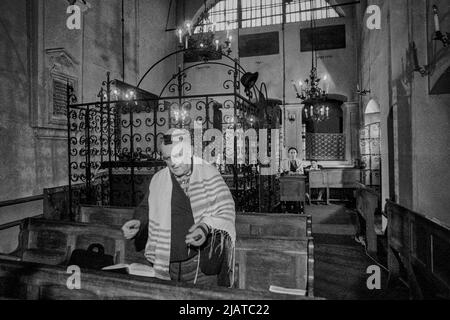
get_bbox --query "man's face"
[161,142,192,177]
[288,149,297,160]
[311,161,318,169]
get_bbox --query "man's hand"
[185,223,209,247]
[122,220,141,239]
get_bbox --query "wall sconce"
[356,84,371,96]
[433,5,449,47]
[411,41,429,76]
[288,113,296,122]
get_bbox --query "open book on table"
[269,285,306,296]
[102,263,155,277]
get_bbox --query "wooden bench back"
[79,205,312,239]
[14,217,314,297]
[235,237,313,296]
[16,218,142,266]
[386,200,450,299]
[0,259,319,300]
[355,184,380,255]
[236,213,312,239]
[79,205,135,227]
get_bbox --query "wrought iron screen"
[66,52,277,218]
[305,132,345,160]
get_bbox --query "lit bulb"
[200,43,204,48]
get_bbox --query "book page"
[128,263,155,277]
[102,263,129,270]
[269,285,306,296]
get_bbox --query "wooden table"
[279,175,306,213]
[308,169,360,204]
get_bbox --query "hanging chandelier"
[292,0,329,122]
[176,0,232,56]
[303,102,330,122]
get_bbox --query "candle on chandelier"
[228,35,232,48]
[433,5,440,32]
[299,81,304,94]
[326,106,329,117]
[177,29,183,44]
[215,39,219,50]
[292,80,299,95]
[412,42,419,67]
[186,22,192,36]
[323,75,329,93]
[185,36,189,49]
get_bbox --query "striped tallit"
[144,156,236,285]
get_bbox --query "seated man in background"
[304,159,325,203]
[121,128,236,287]
[281,147,305,175]
[304,159,323,172]
[280,147,306,213]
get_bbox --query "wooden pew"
[11,217,314,296]
[236,237,314,296]
[0,259,318,300]
[236,212,312,239]
[79,205,135,227]
[386,200,450,299]
[354,183,381,255]
[79,205,313,239]
[309,169,360,204]
[12,218,146,266]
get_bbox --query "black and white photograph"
[0,0,449,305]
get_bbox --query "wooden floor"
[306,203,409,300]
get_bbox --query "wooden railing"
[354,183,380,255]
[0,195,44,232]
[386,200,450,299]
[0,194,43,208]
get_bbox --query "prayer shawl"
[144,157,236,285]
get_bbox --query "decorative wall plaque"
[300,25,346,52]
[46,48,79,125]
[239,32,280,58]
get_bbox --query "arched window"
[286,0,339,23]
[194,0,342,33]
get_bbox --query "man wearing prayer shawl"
[122,128,236,287]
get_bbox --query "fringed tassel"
[206,228,236,288]
[194,252,200,285]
